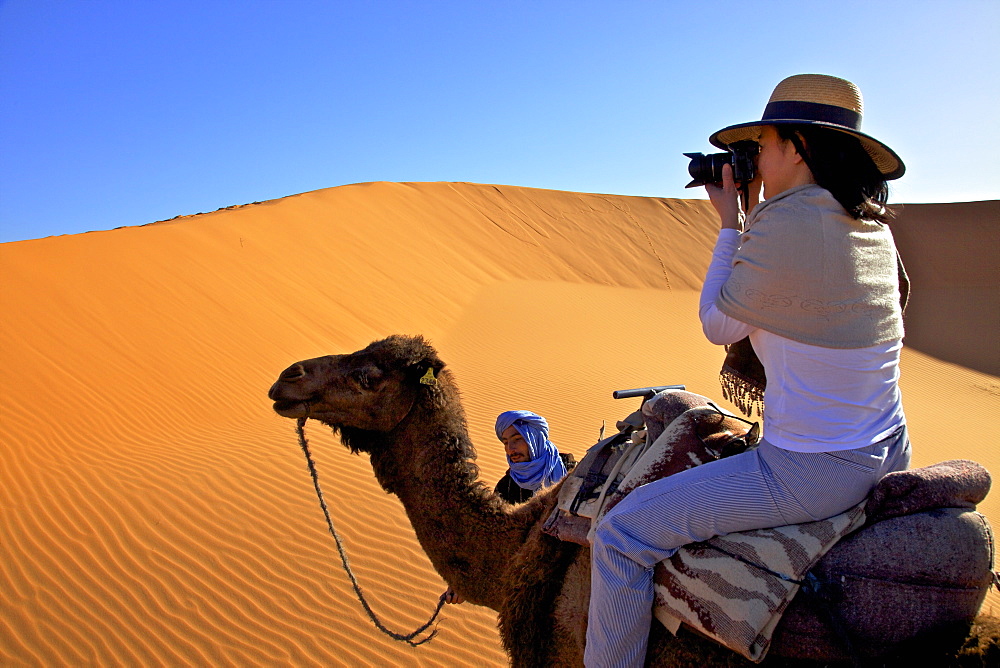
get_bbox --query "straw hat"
[709,74,904,180]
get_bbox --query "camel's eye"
[350,366,383,390]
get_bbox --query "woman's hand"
[443,586,464,604]
[705,164,743,231]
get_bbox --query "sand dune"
[1,182,996,665]
[890,200,1000,376]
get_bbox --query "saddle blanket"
[652,501,868,662]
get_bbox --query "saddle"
[542,388,996,662]
[542,388,759,546]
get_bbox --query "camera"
[684,140,758,188]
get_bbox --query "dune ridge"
[2,182,996,666]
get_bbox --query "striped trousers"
[584,427,911,668]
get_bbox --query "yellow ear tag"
[419,367,437,386]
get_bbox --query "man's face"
[501,425,531,463]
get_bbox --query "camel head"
[268,335,446,451]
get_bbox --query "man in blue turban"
[493,410,570,505]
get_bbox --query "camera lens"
[683,142,757,188]
[683,152,731,188]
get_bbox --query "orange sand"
[1,183,997,665]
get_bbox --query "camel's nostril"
[280,364,307,382]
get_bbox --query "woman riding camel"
[585,74,912,667]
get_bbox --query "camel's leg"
[550,552,591,665]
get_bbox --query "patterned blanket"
[652,502,867,662]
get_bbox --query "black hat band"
[762,100,862,131]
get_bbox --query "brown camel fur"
[268,335,998,667]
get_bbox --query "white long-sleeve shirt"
[700,229,905,453]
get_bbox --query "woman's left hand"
[705,164,742,231]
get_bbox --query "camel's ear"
[409,359,445,387]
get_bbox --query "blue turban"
[495,410,567,492]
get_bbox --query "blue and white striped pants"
[584,427,911,668]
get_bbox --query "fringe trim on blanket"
[720,366,765,417]
[720,337,766,417]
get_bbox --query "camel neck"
[375,380,540,610]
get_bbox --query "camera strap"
[739,182,751,215]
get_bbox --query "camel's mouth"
[272,400,310,418]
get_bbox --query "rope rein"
[295,417,445,646]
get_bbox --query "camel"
[268,335,998,666]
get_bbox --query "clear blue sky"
[1,0,997,243]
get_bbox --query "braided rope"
[295,417,445,646]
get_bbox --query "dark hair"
[776,125,894,223]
